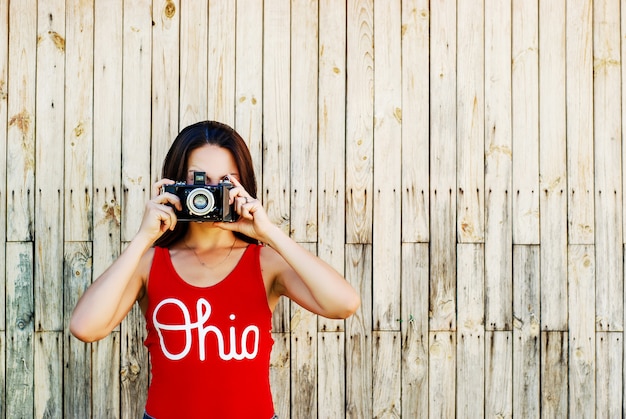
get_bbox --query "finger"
[153,191,182,210]
[152,178,176,198]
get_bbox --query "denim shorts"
[144,412,278,419]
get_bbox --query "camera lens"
[187,188,215,216]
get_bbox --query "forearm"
[264,226,360,318]
[69,234,152,342]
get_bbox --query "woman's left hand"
[215,176,277,242]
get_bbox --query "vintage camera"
[163,171,238,222]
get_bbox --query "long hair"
[154,121,258,247]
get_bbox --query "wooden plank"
[541,331,568,418]
[63,242,92,418]
[235,0,263,185]
[429,0,456,331]
[318,0,346,334]
[179,0,208,126]
[6,0,36,242]
[121,0,152,242]
[5,242,34,419]
[568,244,595,417]
[596,332,622,418]
[270,332,290,419]
[345,0,373,244]
[345,244,372,419]
[401,244,428,418]
[372,0,401,332]
[401,0,429,243]
[594,0,623,332]
[512,245,540,418]
[566,0,594,245]
[456,244,485,419]
[151,0,180,183]
[485,331,513,419]
[318,332,345,419]
[208,0,235,124]
[428,332,455,419]
[290,0,318,243]
[0,333,5,419]
[92,333,120,419]
[539,0,567,331]
[290,243,317,419]
[264,0,291,333]
[34,0,64,333]
[0,0,7,333]
[512,0,539,245]
[372,331,400,418]
[456,0,484,244]
[34,331,63,419]
[92,3,122,415]
[64,0,93,242]
[120,303,149,419]
[485,0,512,331]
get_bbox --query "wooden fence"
[1,0,624,417]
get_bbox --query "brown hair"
[154,121,258,247]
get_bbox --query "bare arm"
[70,179,181,342]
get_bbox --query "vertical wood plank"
[290,243,317,419]
[346,0,374,244]
[34,332,62,419]
[92,3,123,416]
[372,331,401,418]
[270,332,290,419]
[345,244,373,419]
[456,244,485,419]
[485,0,512,331]
[566,0,594,245]
[6,242,34,419]
[401,0,430,243]
[401,244,429,418]
[64,0,93,241]
[34,0,65,332]
[429,0,456,331]
[596,332,622,418]
[594,0,623,332]
[179,0,208,126]
[6,0,36,242]
[512,245,540,418]
[207,0,235,124]
[373,0,401,331]
[92,333,120,419]
[318,332,345,419]
[428,332,455,419]
[152,0,180,182]
[122,0,152,241]
[485,331,513,419]
[264,0,291,333]
[539,0,568,331]
[0,0,7,336]
[290,0,318,243]
[568,244,595,417]
[0,333,5,419]
[120,304,149,419]
[318,0,346,334]
[541,331,569,418]
[63,242,92,418]
[235,0,263,182]
[512,0,539,245]
[456,0,484,244]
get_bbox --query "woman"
[70,121,360,419]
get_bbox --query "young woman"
[70,121,361,419]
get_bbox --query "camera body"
[163,171,238,222]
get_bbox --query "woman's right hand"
[136,179,182,243]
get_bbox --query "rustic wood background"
[1,0,624,417]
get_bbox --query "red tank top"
[144,244,275,418]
